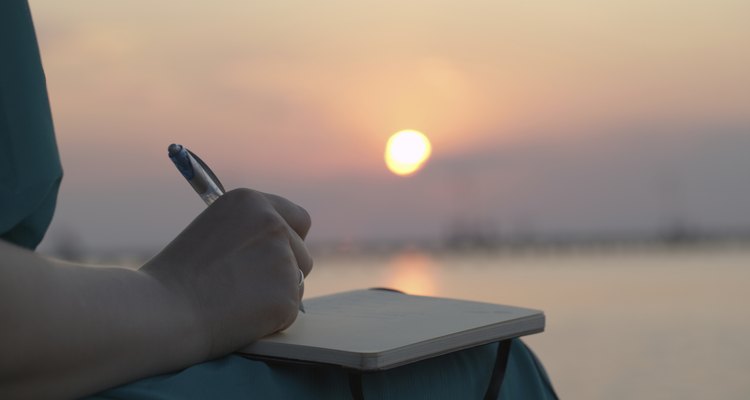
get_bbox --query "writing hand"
[140,188,313,358]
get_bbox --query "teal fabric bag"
[1,1,557,398]
[90,340,557,400]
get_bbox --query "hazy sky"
[28,0,750,252]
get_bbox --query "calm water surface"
[305,245,750,400]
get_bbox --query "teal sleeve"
[0,0,63,250]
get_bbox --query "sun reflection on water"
[384,250,439,296]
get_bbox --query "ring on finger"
[297,268,305,288]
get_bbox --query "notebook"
[239,289,545,371]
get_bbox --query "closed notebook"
[239,289,545,371]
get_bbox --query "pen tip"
[167,143,183,156]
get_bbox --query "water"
[304,245,750,400]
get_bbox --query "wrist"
[136,268,213,365]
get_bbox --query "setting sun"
[384,130,432,176]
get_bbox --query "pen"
[167,144,305,312]
[167,144,225,205]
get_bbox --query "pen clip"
[186,149,226,193]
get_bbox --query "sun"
[384,130,432,176]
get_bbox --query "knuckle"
[268,193,311,226]
[256,209,287,235]
[255,233,295,270]
[265,236,294,261]
[299,206,312,231]
[305,255,314,274]
[298,248,313,274]
[227,188,263,205]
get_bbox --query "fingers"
[256,190,313,276]
[287,227,313,277]
[215,189,311,240]
[218,188,313,278]
[264,193,312,240]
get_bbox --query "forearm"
[0,240,207,399]
[0,189,312,398]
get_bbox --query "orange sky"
[33,0,749,170]
[28,0,750,250]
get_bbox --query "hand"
[140,188,313,358]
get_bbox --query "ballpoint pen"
[167,144,305,312]
[167,144,225,205]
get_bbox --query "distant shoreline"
[41,230,750,266]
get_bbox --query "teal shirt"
[1,1,556,398]
[0,0,62,249]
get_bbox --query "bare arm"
[0,189,312,399]
[0,245,205,398]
